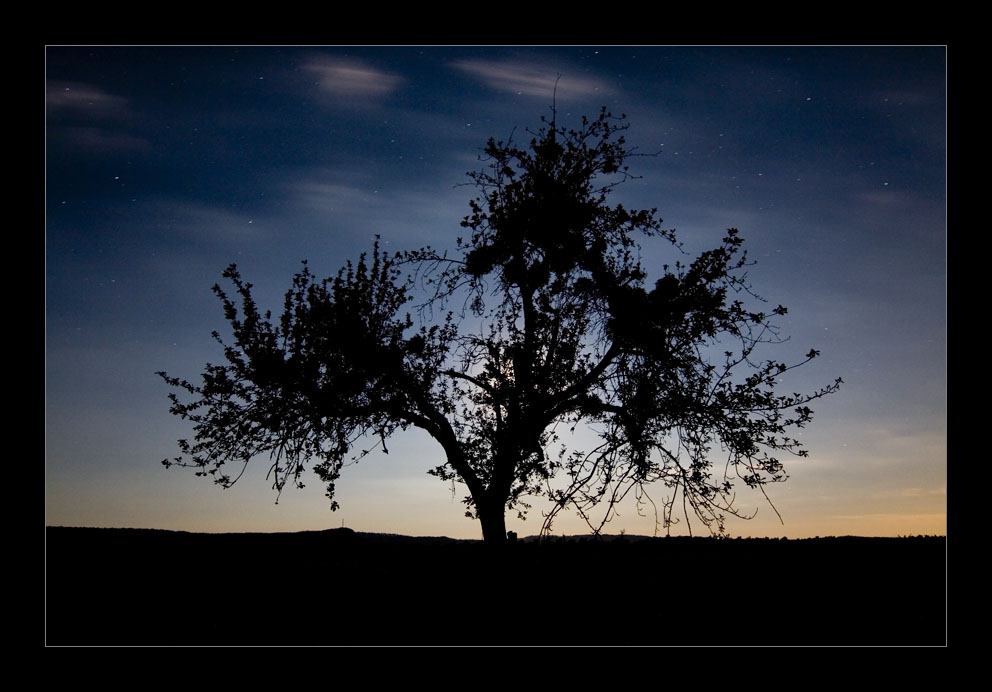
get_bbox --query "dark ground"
[44,527,946,646]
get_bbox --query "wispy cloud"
[47,81,129,120]
[451,59,612,99]
[285,174,465,237]
[873,486,946,499]
[303,57,402,99]
[47,81,148,153]
[145,199,268,249]
[290,180,378,213]
[51,125,150,153]
[831,512,945,523]
[875,89,937,107]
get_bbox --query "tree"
[158,108,841,543]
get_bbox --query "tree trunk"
[477,499,508,543]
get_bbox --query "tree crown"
[159,108,841,539]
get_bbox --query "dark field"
[44,527,946,646]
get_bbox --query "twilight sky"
[45,46,946,538]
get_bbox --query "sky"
[45,46,946,539]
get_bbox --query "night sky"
[45,46,946,538]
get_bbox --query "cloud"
[873,486,946,499]
[875,89,937,107]
[303,57,402,99]
[831,512,945,523]
[51,125,150,153]
[47,81,130,120]
[47,81,148,153]
[142,199,268,251]
[451,59,612,99]
[284,174,466,243]
[290,180,378,213]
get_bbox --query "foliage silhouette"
[158,108,841,542]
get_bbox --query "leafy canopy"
[159,108,840,539]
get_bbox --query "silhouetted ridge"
[46,526,944,646]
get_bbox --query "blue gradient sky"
[45,46,946,538]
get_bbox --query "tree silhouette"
[158,109,841,542]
